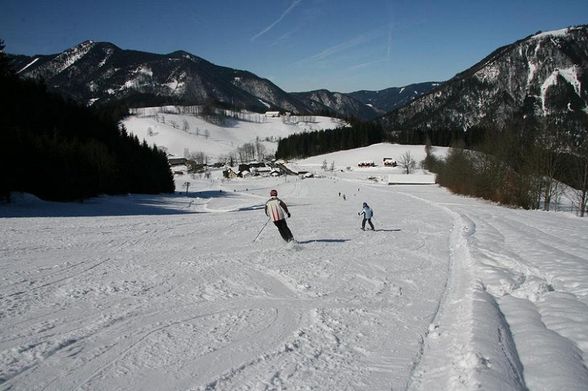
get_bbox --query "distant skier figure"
[265,189,294,242]
[359,202,375,231]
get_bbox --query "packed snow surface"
[2,142,588,390]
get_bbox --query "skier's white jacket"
[265,197,289,222]
[360,206,373,219]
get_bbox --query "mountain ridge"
[8,40,437,121]
[10,24,587,134]
[379,25,588,140]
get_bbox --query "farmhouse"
[383,158,397,167]
[168,157,187,166]
[238,162,267,172]
[252,166,272,176]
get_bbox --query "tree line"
[275,122,384,159]
[423,117,588,215]
[0,40,174,202]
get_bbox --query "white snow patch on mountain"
[475,63,500,83]
[98,48,114,67]
[136,65,153,77]
[52,40,95,75]
[540,66,583,114]
[122,79,139,90]
[258,98,271,108]
[558,66,582,97]
[527,62,537,86]
[531,27,570,40]
[16,57,39,74]
[165,79,184,92]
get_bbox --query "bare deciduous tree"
[237,143,256,163]
[527,121,569,211]
[568,120,588,216]
[399,151,417,174]
[189,152,208,165]
[572,155,588,216]
[255,137,266,161]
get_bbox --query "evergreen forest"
[0,41,175,202]
[275,122,385,159]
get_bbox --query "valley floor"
[1,176,587,390]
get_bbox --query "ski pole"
[253,218,271,242]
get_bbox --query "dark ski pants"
[274,219,294,242]
[362,218,375,230]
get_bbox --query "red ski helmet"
[270,189,278,196]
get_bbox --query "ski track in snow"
[1,176,588,390]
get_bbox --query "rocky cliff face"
[380,25,588,135]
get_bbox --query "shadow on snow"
[0,192,237,218]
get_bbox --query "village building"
[168,157,187,166]
[383,158,397,167]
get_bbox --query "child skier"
[265,189,294,242]
[358,202,375,231]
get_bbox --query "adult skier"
[358,202,375,231]
[265,189,294,242]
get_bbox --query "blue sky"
[2,0,587,92]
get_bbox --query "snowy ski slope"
[2,168,587,390]
[1,112,587,390]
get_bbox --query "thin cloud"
[270,29,296,47]
[297,29,384,66]
[348,58,388,72]
[251,0,303,42]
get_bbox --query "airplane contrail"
[251,0,303,41]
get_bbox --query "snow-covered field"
[2,138,588,390]
[122,108,345,161]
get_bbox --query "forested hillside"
[0,41,174,201]
[275,123,384,159]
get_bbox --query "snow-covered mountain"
[292,89,380,121]
[10,41,313,113]
[9,41,374,120]
[11,24,588,130]
[380,25,588,134]
[348,82,441,114]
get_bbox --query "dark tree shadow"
[1,192,214,218]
